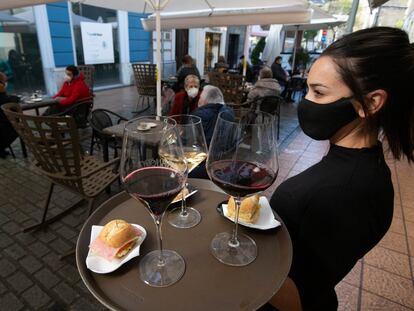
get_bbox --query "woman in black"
[266,27,414,311]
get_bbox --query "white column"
[188,28,206,76]
[117,10,131,85]
[33,5,59,95]
[67,2,78,66]
[219,28,227,58]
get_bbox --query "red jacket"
[53,73,91,106]
[169,90,201,116]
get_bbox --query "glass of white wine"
[161,115,208,228]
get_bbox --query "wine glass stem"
[154,216,165,266]
[180,183,189,217]
[229,196,241,248]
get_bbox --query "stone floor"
[0,86,413,310]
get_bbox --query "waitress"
[266,27,414,311]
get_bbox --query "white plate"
[86,224,147,274]
[222,197,281,230]
[30,97,42,102]
[170,185,198,204]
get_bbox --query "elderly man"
[0,72,19,158]
[169,74,201,116]
[247,67,281,101]
[192,85,233,145]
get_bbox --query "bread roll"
[98,219,137,248]
[227,195,260,224]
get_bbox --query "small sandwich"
[89,219,143,261]
[227,195,261,224]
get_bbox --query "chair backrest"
[132,63,157,96]
[77,65,95,93]
[89,109,114,139]
[289,77,306,91]
[207,72,245,107]
[2,103,85,193]
[62,97,94,129]
[255,95,284,115]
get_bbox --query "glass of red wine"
[207,109,278,266]
[120,116,188,287]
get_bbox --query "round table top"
[76,179,292,311]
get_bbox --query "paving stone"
[56,225,79,240]
[28,241,50,258]
[22,285,51,309]
[0,280,7,294]
[4,243,26,260]
[0,233,13,248]
[57,265,81,284]
[1,203,18,215]
[49,238,73,254]
[0,258,17,277]
[35,231,57,244]
[53,282,80,304]
[7,271,34,294]
[42,252,65,272]
[0,211,10,225]
[15,232,36,244]
[34,268,60,289]
[70,297,107,311]
[19,255,42,274]
[1,292,25,311]
[8,210,31,224]
[2,221,21,235]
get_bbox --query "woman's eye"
[314,89,323,96]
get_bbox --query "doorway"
[204,32,221,72]
[227,34,239,69]
[175,29,188,71]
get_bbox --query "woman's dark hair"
[275,56,282,63]
[322,27,414,162]
[65,65,79,77]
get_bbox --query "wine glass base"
[139,250,185,287]
[211,232,257,266]
[167,207,201,228]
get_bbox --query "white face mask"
[186,87,199,98]
[64,74,72,82]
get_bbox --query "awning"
[0,0,59,10]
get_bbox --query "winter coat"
[53,72,91,106]
[271,63,288,86]
[247,78,281,101]
[192,103,234,145]
[168,90,201,116]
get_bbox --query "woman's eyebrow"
[308,82,329,89]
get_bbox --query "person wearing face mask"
[45,65,91,115]
[169,75,201,116]
[0,72,19,158]
[247,67,281,102]
[261,27,414,311]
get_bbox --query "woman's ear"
[354,89,387,118]
[365,89,387,117]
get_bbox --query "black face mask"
[297,97,358,140]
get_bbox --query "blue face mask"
[297,97,358,140]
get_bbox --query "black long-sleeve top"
[270,143,394,310]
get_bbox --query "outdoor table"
[20,97,58,115]
[76,178,292,311]
[102,119,161,162]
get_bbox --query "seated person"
[169,75,201,116]
[173,55,201,92]
[247,67,281,102]
[271,56,288,91]
[0,72,19,158]
[214,55,229,73]
[44,65,90,115]
[192,85,233,145]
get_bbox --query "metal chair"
[207,72,246,108]
[88,109,128,162]
[132,63,156,114]
[2,103,119,235]
[285,77,307,102]
[53,97,94,129]
[77,65,95,95]
[249,95,284,140]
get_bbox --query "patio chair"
[285,77,307,102]
[88,109,128,161]
[77,65,95,96]
[132,63,155,114]
[207,72,246,108]
[52,97,94,129]
[248,95,284,140]
[2,103,119,236]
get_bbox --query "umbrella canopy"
[0,0,58,10]
[0,12,28,23]
[141,5,312,30]
[283,6,346,31]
